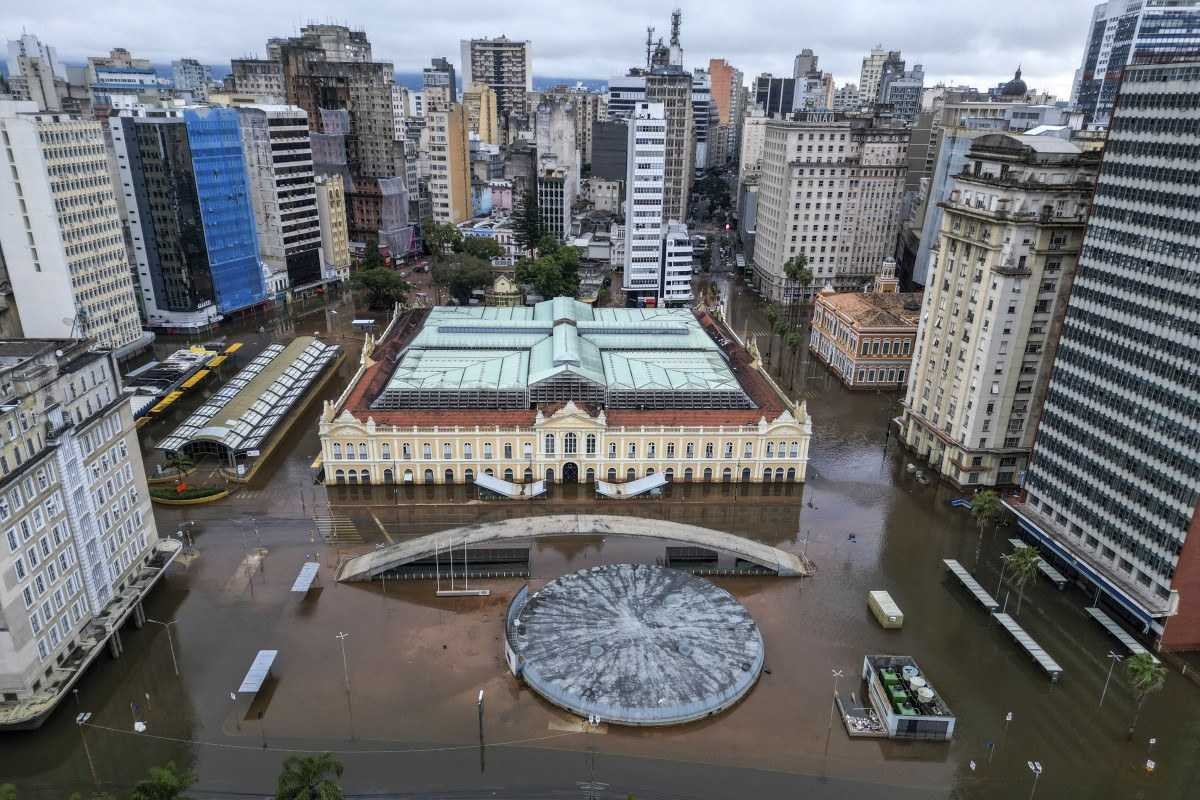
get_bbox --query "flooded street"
[2,282,1199,799]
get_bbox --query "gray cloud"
[6,0,1095,96]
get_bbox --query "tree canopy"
[512,187,543,254]
[514,238,579,299]
[129,762,195,800]
[432,254,495,304]
[421,220,462,261]
[276,753,345,800]
[352,267,409,309]
[461,236,503,261]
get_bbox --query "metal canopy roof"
[157,337,339,455]
[237,649,278,693]
[290,562,320,593]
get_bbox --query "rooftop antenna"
[670,9,682,47]
[645,26,655,69]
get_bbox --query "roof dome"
[1000,66,1027,97]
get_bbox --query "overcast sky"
[7,0,1096,97]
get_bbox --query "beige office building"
[463,86,500,145]
[428,104,471,223]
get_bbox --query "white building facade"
[623,102,667,299]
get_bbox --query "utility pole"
[147,618,180,676]
[336,631,351,694]
[1099,651,1123,708]
[76,712,97,785]
[1027,760,1043,800]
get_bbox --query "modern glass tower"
[1012,61,1200,651]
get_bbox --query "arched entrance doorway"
[563,462,579,482]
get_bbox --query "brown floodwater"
[2,280,1198,799]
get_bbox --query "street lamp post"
[1099,651,1123,709]
[828,669,844,732]
[146,618,180,676]
[76,712,98,785]
[336,631,351,693]
[1027,760,1043,800]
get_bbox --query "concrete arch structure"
[336,514,811,581]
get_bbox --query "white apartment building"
[859,47,891,107]
[622,102,667,298]
[236,104,323,292]
[0,339,169,720]
[391,84,410,140]
[752,112,910,302]
[171,58,211,99]
[737,108,768,189]
[536,166,575,242]
[0,102,146,356]
[660,222,694,303]
[900,134,1098,488]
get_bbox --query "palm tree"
[764,304,780,363]
[970,489,1002,566]
[276,753,345,800]
[1000,545,1041,616]
[784,331,803,390]
[129,762,195,800]
[1125,653,1166,738]
[782,255,813,326]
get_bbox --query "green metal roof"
[380,299,747,398]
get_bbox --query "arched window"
[484,468,494,476]
[444,468,454,483]
[585,434,597,455]
[775,468,785,480]
[648,442,656,458]
[664,468,674,480]
[741,467,751,482]
[626,468,636,481]
[483,442,494,459]
[345,442,356,460]
[564,433,577,454]
[766,442,775,457]
[704,442,714,458]
[503,443,512,459]
[423,469,434,484]
[504,468,515,481]
[332,443,342,459]
[763,468,773,482]
[422,443,432,460]
[703,467,713,482]
[383,469,394,484]
[786,468,797,481]
[465,468,475,482]
[685,442,695,458]
[347,470,358,484]
[608,442,617,458]
[402,443,412,459]
[722,468,732,482]
[544,434,555,455]
[442,443,453,459]
[403,470,413,483]
[360,469,370,484]
[684,468,694,482]
[723,442,734,458]
[789,441,799,458]
[545,468,555,483]
[524,467,534,482]
[627,442,637,458]
[585,468,595,483]
[666,442,676,458]
[463,443,473,459]
[646,468,655,475]
[334,469,346,484]
[743,442,753,458]
[381,444,391,460]
[359,443,368,460]
[523,442,533,458]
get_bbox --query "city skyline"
[6,0,1097,97]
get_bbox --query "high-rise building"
[590,119,628,181]
[623,101,666,297]
[1072,0,1200,126]
[536,166,576,242]
[1013,61,1200,651]
[691,69,716,172]
[235,104,323,293]
[422,56,457,113]
[230,59,286,100]
[0,101,145,353]
[390,84,410,140]
[644,70,694,224]
[900,133,1099,488]
[85,48,162,109]
[859,46,897,106]
[0,338,168,713]
[315,174,351,280]
[736,108,769,190]
[752,113,910,302]
[880,64,925,122]
[832,83,862,112]
[109,105,266,330]
[535,95,580,181]
[315,174,351,281]
[793,49,820,82]
[427,104,471,223]
[6,34,66,111]
[463,86,500,145]
[544,86,607,166]
[171,58,212,99]
[753,74,798,117]
[460,36,533,131]
[708,58,742,125]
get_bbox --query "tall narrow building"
[427,103,471,223]
[460,36,533,132]
[5,34,66,111]
[422,56,457,113]
[1012,61,1200,651]
[900,133,1099,488]
[109,105,266,330]
[0,101,146,353]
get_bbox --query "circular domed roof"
[1000,67,1027,97]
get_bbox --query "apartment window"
[608,442,617,458]
[484,443,494,459]
[503,443,512,459]
[543,435,555,455]
[704,443,714,459]
[627,443,637,458]
[585,435,596,456]
[666,442,675,458]
[686,442,695,458]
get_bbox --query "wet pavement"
[2,281,1199,799]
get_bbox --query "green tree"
[165,451,194,485]
[783,255,812,326]
[352,267,410,310]
[784,330,803,389]
[970,489,1002,565]
[1125,653,1167,737]
[432,255,494,304]
[514,241,579,299]
[129,762,195,800]
[276,753,345,800]
[461,236,503,261]
[512,187,542,254]
[1,784,16,800]
[359,239,384,271]
[1000,545,1041,617]
[421,221,462,262]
